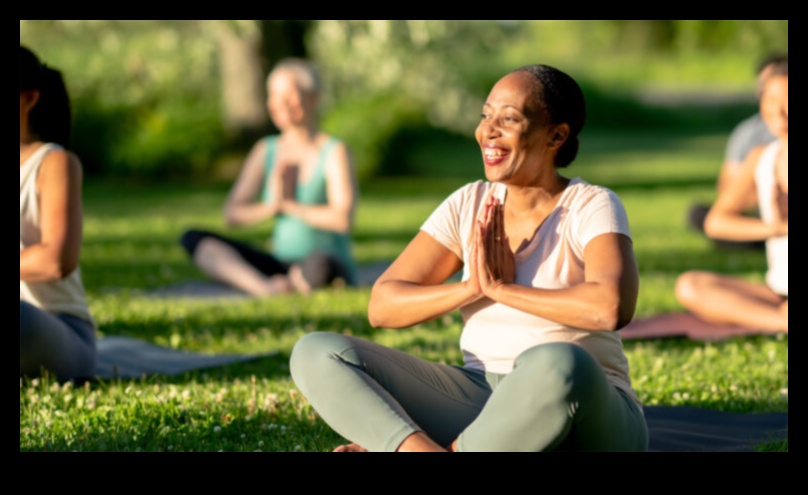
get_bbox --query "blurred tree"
[310,20,521,179]
[213,20,313,145]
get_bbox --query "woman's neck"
[280,123,319,145]
[504,172,570,215]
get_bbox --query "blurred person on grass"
[181,58,359,297]
[677,58,787,334]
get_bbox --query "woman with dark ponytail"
[20,45,96,382]
[290,64,648,452]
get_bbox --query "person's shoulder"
[567,177,621,201]
[730,113,774,142]
[41,144,81,170]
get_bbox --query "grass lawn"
[20,129,788,452]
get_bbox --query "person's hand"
[475,194,515,298]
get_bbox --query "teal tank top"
[261,136,357,285]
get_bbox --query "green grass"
[20,129,787,452]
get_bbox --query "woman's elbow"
[367,304,385,329]
[43,258,77,281]
[593,300,633,332]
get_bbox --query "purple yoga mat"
[620,313,779,342]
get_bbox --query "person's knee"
[290,332,350,382]
[300,252,341,290]
[180,229,209,257]
[675,270,710,307]
[515,343,599,399]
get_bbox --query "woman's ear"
[21,90,41,113]
[548,123,570,150]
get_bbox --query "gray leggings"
[20,300,96,382]
[290,332,648,452]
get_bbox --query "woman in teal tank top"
[180,58,358,296]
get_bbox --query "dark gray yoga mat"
[644,406,788,452]
[95,336,276,380]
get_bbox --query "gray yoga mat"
[141,261,395,300]
[95,336,276,380]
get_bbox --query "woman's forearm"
[705,213,782,241]
[487,282,631,332]
[20,245,73,282]
[282,202,351,233]
[224,202,278,228]
[368,280,479,329]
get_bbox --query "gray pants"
[291,332,648,452]
[20,300,96,382]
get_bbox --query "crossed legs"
[676,270,788,333]
[290,332,648,452]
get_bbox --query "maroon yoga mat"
[620,313,780,342]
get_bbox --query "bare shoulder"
[325,137,352,164]
[39,148,83,181]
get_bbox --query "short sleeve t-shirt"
[421,178,640,407]
[725,113,776,167]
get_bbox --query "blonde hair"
[267,57,321,95]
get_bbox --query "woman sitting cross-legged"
[180,57,358,296]
[676,57,788,334]
[290,64,648,452]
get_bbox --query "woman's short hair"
[267,57,321,95]
[513,64,586,168]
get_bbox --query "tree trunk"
[215,20,271,144]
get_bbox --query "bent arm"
[224,139,279,227]
[20,151,83,282]
[280,142,357,234]
[368,232,481,329]
[486,233,640,331]
[705,146,785,241]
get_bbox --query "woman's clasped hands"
[467,193,516,302]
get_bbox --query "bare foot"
[333,443,368,453]
[288,265,312,295]
[262,275,294,296]
[780,301,788,333]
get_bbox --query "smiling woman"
[289,64,648,452]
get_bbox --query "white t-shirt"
[421,178,639,406]
[755,141,788,296]
[20,143,95,327]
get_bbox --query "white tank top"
[755,141,788,296]
[20,143,95,326]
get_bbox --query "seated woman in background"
[20,45,97,382]
[180,58,358,296]
[676,58,787,334]
[290,64,648,452]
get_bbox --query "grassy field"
[20,129,788,452]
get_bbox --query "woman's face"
[760,75,788,139]
[474,72,560,185]
[267,69,315,130]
